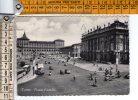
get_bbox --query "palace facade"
[17,33,64,58]
[81,20,129,64]
[59,43,81,58]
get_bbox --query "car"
[65,69,71,74]
[64,63,68,66]
[35,69,44,75]
[48,62,51,64]
[124,73,129,79]
[62,61,65,63]
[49,66,54,70]
[30,58,33,62]
[17,68,26,80]
[23,65,31,73]
[17,69,25,76]
[60,70,64,75]
[45,61,47,64]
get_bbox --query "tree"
[20,61,25,67]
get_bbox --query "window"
[119,43,123,51]
[111,43,114,51]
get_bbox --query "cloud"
[16,16,128,46]
[16,17,64,41]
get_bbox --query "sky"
[16,16,128,46]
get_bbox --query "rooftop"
[54,39,64,42]
[18,32,29,40]
[29,41,54,44]
[82,20,128,38]
[17,32,64,43]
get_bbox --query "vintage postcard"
[16,16,129,96]
[2,0,138,100]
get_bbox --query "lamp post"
[32,50,36,75]
[115,36,120,72]
[115,51,119,72]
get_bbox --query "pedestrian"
[94,71,97,75]
[73,59,76,65]
[109,69,113,76]
[104,76,108,81]
[90,73,93,80]
[60,70,64,75]
[58,60,60,65]
[48,71,52,76]
[32,66,35,75]
[94,77,97,84]
[117,70,121,78]
[73,75,76,81]
[105,68,109,76]
[109,69,113,81]
[92,77,97,87]
[110,66,113,70]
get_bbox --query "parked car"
[30,58,33,62]
[17,68,26,80]
[45,61,47,64]
[60,70,64,75]
[65,69,71,74]
[64,63,68,66]
[62,61,65,63]
[124,73,129,79]
[48,62,51,64]
[23,65,31,74]
[49,66,54,70]
[35,68,44,75]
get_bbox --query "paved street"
[18,57,129,96]
[17,66,37,85]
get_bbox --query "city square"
[16,16,129,96]
[17,55,129,96]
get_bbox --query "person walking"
[33,66,35,76]
[48,71,52,76]
[94,71,97,76]
[90,73,93,80]
[109,69,113,81]
[58,60,60,65]
[105,68,109,76]
[117,70,121,78]
[73,59,76,65]
[73,75,76,81]
[92,77,97,87]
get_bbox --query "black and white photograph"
[16,16,129,96]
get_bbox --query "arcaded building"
[81,20,129,64]
[59,43,81,58]
[17,33,64,57]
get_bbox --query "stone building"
[17,33,64,58]
[59,43,81,58]
[81,20,129,64]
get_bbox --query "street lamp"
[115,51,119,72]
[115,36,120,72]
